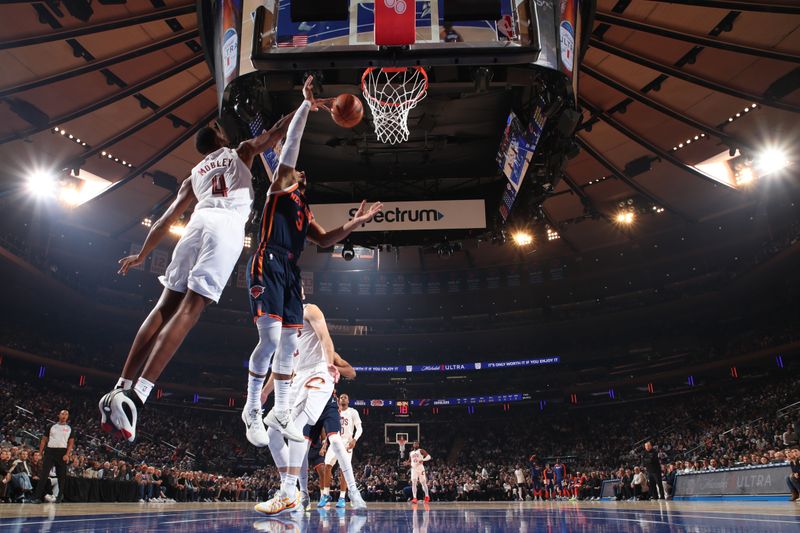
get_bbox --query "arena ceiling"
[0,0,798,258]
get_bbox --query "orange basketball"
[331,94,364,128]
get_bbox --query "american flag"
[277,35,309,47]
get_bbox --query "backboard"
[248,0,542,70]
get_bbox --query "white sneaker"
[44,494,56,503]
[263,408,304,442]
[255,491,298,516]
[349,490,367,510]
[242,407,270,447]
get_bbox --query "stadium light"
[169,223,186,236]
[512,231,533,247]
[754,147,790,176]
[25,170,58,198]
[59,185,82,207]
[243,235,252,248]
[615,210,635,225]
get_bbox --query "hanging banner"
[236,263,248,288]
[311,200,486,232]
[149,249,169,276]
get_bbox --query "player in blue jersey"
[528,454,543,500]
[242,76,382,447]
[553,459,567,500]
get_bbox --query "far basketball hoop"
[361,66,428,144]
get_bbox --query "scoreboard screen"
[395,400,410,417]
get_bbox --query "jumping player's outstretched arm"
[236,111,297,170]
[307,200,383,248]
[118,179,196,275]
[270,76,332,192]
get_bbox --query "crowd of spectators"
[1,362,798,504]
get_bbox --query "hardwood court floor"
[1,500,799,531]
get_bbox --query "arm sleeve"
[277,100,311,169]
[353,411,363,441]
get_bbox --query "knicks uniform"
[247,182,313,327]
[409,449,427,483]
[160,147,252,303]
[325,407,362,467]
[289,305,340,435]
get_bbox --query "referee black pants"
[648,471,665,499]
[34,448,67,501]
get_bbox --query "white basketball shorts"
[159,208,245,303]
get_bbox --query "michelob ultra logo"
[311,200,486,232]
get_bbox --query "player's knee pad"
[272,328,298,375]
[249,318,281,375]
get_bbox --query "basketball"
[330,93,364,128]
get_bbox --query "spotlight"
[754,147,790,176]
[26,170,57,198]
[512,231,533,246]
[169,223,186,236]
[142,218,153,228]
[546,227,560,241]
[341,242,355,261]
[244,235,252,249]
[615,211,635,225]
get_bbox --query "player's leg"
[411,471,418,502]
[264,267,304,441]
[336,468,347,507]
[119,288,184,386]
[420,472,430,501]
[243,316,282,447]
[267,427,289,482]
[327,433,365,508]
[138,290,210,383]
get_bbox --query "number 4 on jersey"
[211,175,228,197]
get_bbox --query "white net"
[361,67,428,145]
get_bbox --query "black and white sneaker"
[99,389,143,442]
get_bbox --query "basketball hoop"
[361,66,428,145]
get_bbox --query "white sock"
[247,373,267,413]
[279,471,287,483]
[116,377,133,390]
[412,483,417,499]
[299,454,309,495]
[422,482,429,497]
[274,378,292,412]
[133,377,154,404]
[267,427,288,475]
[247,318,281,412]
[340,489,347,500]
[323,487,330,496]
[282,474,298,499]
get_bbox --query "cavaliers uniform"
[288,304,340,435]
[308,394,342,457]
[160,147,253,303]
[247,183,313,326]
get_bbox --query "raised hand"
[118,254,144,275]
[351,200,383,225]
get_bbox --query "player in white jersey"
[406,441,431,503]
[254,303,366,516]
[98,111,296,442]
[321,393,363,507]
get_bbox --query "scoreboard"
[395,400,410,417]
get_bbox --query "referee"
[33,410,75,503]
